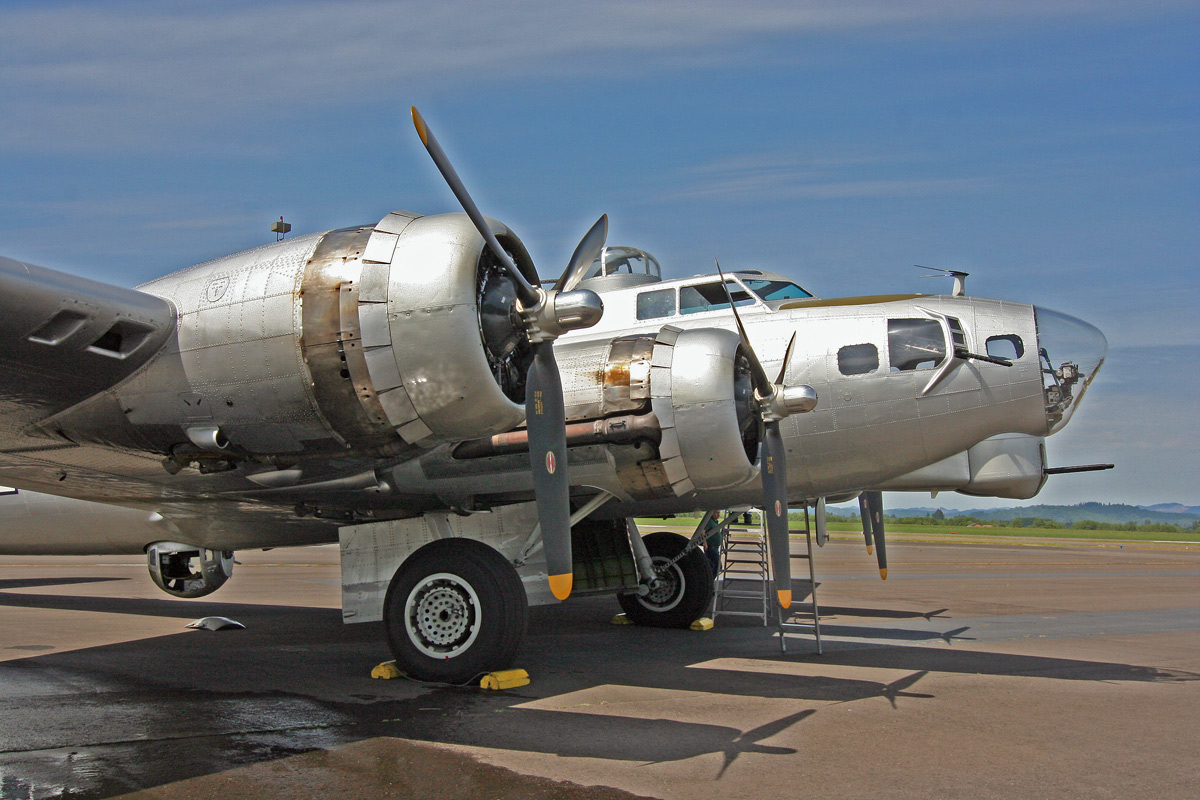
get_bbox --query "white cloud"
[2,1,1193,153]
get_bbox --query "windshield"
[742,279,812,302]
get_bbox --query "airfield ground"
[0,533,1197,799]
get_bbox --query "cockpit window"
[742,279,812,302]
[888,318,946,371]
[986,334,1024,361]
[636,288,676,320]
[838,343,879,375]
[679,281,754,315]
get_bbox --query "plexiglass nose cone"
[1033,306,1107,434]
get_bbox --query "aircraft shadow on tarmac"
[1,591,1198,798]
[0,576,126,591]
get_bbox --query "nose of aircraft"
[1033,306,1107,434]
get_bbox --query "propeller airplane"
[0,109,1109,682]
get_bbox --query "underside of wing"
[0,256,177,447]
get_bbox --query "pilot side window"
[888,318,946,371]
[636,288,676,320]
[679,281,753,315]
[986,334,1024,361]
[838,343,879,375]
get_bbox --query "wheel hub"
[404,573,482,659]
[641,557,684,610]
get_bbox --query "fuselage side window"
[838,343,879,375]
[636,288,676,320]
[888,318,946,371]
[986,334,1024,361]
[680,281,754,315]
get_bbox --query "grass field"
[635,517,1200,543]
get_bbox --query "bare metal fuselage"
[0,212,1103,554]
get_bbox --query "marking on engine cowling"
[205,276,230,303]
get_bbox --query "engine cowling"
[648,326,760,495]
[349,212,535,444]
[146,541,234,598]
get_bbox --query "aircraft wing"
[0,256,177,445]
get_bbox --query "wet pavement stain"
[106,737,660,800]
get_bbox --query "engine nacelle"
[146,541,234,598]
[54,212,541,462]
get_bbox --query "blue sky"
[1,1,1196,508]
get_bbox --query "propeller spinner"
[412,107,606,600]
[715,261,817,608]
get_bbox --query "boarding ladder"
[711,514,772,625]
[709,510,822,652]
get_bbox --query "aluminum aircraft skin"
[0,109,1107,682]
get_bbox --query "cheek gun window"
[636,288,676,320]
[838,343,879,375]
[888,318,947,371]
[986,334,1024,361]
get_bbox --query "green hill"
[966,503,1198,525]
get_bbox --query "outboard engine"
[146,541,234,598]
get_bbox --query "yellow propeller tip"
[548,573,573,600]
[879,568,888,580]
[867,545,874,555]
[777,590,792,609]
[411,107,429,145]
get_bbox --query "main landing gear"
[383,538,527,684]
[618,531,713,628]
[376,529,711,683]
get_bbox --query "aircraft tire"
[618,531,713,628]
[383,538,528,684]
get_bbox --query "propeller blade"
[713,259,793,607]
[762,421,791,608]
[814,496,828,547]
[864,490,888,579]
[555,215,608,293]
[411,107,539,306]
[775,332,797,385]
[526,341,572,599]
[858,494,875,555]
[714,259,771,394]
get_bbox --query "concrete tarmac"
[0,535,1197,799]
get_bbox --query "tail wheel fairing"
[383,538,527,684]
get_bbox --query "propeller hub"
[520,288,604,341]
[552,289,604,332]
[759,383,817,422]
